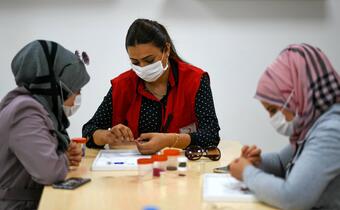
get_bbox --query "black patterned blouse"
[83,73,220,149]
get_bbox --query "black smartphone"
[52,177,91,190]
[213,165,229,174]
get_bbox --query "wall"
[1,0,339,152]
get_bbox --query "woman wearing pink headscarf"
[229,44,340,210]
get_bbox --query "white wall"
[1,0,339,152]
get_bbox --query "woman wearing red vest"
[83,19,220,154]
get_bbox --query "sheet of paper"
[91,149,150,171]
[203,173,258,202]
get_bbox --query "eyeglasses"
[75,50,90,65]
[185,145,221,161]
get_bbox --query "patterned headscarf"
[255,43,340,146]
[11,40,90,151]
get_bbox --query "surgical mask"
[131,52,168,82]
[60,80,81,117]
[270,91,298,136]
[63,94,81,117]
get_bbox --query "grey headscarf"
[11,40,90,152]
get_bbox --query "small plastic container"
[163,149,180,171]
[177,157,188,176]
[151,155,168,177]
[71,137,87,157]
[137,158,153,180]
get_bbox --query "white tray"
[91,149,150,171]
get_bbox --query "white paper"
[91,149,150,171]
[203,173,258,202]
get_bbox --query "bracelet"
[171,134,180,148]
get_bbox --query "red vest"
[110,60,206,138]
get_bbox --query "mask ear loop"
[59,80,75,102]
[59,81,65,103]
[281,90,295,111]
[280,90,299,125]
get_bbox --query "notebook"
[203,173,258,202]
[91,149,150,171]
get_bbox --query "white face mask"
[131,52,168,82]
[269,91,298,136]
[59,80,81,117]
[270,111,297,136]
[63,94,81,117]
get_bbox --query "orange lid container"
[151,155,168,162]
[71,137,87,144]
[163,149,180,156]
[137,158,153,165]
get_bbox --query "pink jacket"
[0,87,68,210]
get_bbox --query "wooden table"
[38,140,277,210]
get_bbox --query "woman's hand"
[229,157,252,181]
[135,133,171,155]
[66,142,82,166]
[93,124,134,146]
[241,145,262,166]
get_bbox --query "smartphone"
[213,165,229,174]
[52,177,91,190]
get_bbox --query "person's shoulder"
[111,69,137,84]
[177,60,206,74]
[10,95,46,117]
[307,104,340,141]
[176,61,208,85]
[316,104,340,127]
[11,95,42,108]
[304,105,340,163]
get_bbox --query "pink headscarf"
[256,44,340,147]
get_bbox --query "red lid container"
[71,137,87,144]
[151,155,168,162]
[137,158,153,165]
[163,149,180,156]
